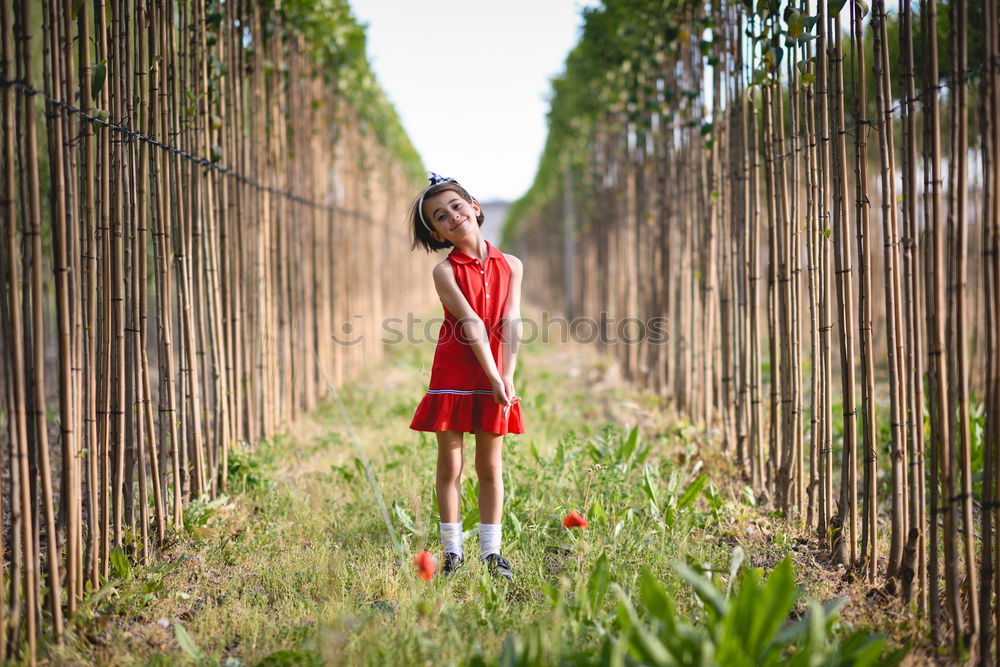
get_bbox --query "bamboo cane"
[947,0,979,642]
[2,0,36,657]
[21,0,65,641]
[42,0,79,617]
[871,0,908,582]
[829,2,859,568]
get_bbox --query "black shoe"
[442,552,464,575]
[482,553,514,582]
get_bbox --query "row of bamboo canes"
[511,0,998,659]
[0,0,427,660]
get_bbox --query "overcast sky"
[350,0,598,203]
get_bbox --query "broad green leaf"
[619,425,639,461]
[678,473,708,509]
[173,623,206,662]
[613,586,675,665]
[507,509,522,536]
[109,545,130,580]
[587,553,611,612]
[807,599,826,657]
[673,561,726,618]
[588,442,604,462]
[717,566,763,662]
[745,558,799,656]
[643,464,660,513]
[768,46,784,69]
[86,581,119,606]
[91,61,107,100]
[773,596,846,645]
[612,586,638,634]
[391,501,417,535]
[786,13,806,38]
[787,13,819,39]
[725,546,744,600]
[796,57,816,73]
[461,478,480,531]
[638,569,676,635]
[835,630,902,667]
[541,580,561,607]
[529,439,542,464]
[632,623,676,666]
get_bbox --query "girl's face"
[423,189,481,244]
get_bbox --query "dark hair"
[409,181,486,252]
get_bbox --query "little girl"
[408,173,524,581]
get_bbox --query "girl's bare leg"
[475,430,504,524]
[436,430,465,523]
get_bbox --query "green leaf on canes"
[91,61,107,99]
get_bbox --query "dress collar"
[448,240,502,265]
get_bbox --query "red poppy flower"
[563,511,589,528]
[413,550,435,580]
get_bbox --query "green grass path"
[50,326,908,666]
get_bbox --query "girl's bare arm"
[501,254,523,382]
[432,262,509,402]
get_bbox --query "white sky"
[350,0,599,202]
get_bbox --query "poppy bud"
[563,511,589,528]
[413,550,436,580]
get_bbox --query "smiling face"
[409,181,487,252]
[423,189,483,245]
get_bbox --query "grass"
[43,328,909,666]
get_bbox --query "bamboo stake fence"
[506,0,999,659]
[0,0,428,660]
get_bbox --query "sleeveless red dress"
[409,240,525,435]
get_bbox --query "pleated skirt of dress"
[410,389,524,435]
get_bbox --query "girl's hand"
[501,376,520,421]
[490,375,511,407]
[502,376,519,404]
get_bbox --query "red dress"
[409,240,525,435]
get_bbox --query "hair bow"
[418,172,459,233]
[428,172,455,186]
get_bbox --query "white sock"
[479,522,502,557]
[440,522,463,559]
